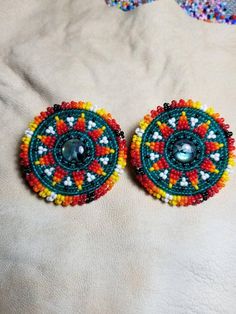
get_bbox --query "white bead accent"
[78,146,84,154]
[150,153,159,161]
[90,105,98,112]
[200,171,210,180]
[87,173,95,182]
[210,153,220,162]
[190,117,198,127]
[66,117,74,127]
[226,165,233,173]
[64,176,72,186]
[100,157,109,165]
[115,164,124,176]
[38,146,47,155]
[180,177,188,187]
[135,128,144,138]
[45,126,55,134]
[207,130,216,139]
[202,105,208,112]
[162,193,173,203]
[25,128,33,138]
[100,136,109,144]
[152,132,162,140]
[44,167,55,176]
[88,120,96,130]
[159,170,168,180]
[168,117,176,128]
[46,192,57,202]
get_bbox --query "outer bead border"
[130,99,236,206]
[20,101,127,206]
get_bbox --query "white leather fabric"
[0,0,236,313]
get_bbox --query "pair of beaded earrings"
[20,100,235,207]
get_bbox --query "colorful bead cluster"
[131,100,235,206]
[176,0,236,24]
[20,101,127,206]
[105,0,156,11]
[105,0,236,24]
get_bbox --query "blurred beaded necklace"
[105,0,236,25]
[177,0,236,25]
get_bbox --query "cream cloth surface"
[0,0,236,313]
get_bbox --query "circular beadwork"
[20,101,127,206]
[131,99,235,206]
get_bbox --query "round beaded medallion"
[20,101,127,206]
[131,99,235,206]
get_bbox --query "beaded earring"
[130,99,235,206]
[20,101,127,206]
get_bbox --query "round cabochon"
[176,0,236,25]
